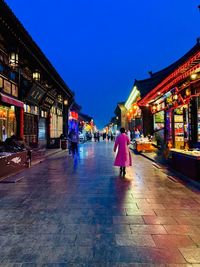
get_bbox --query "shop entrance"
[38,118,47,148]
[0,105,16,142]
[24,113,38,147]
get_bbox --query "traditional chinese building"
[139,41,200,149]
[138,41,200,180]
[114,102,127,130]
[0,0,74,148]
[124,41,200,143]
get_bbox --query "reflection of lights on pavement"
[78,145,95,159]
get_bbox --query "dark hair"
[120,127,125,133]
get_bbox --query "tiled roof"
[135,41,200,97]
[0,0,74,98]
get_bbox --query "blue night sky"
[5,0,200,129]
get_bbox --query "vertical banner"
[20,107,24,139]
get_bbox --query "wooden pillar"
[20,108,24,139]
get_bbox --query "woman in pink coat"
[114,128,132,176]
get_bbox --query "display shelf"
[170,149,200,181]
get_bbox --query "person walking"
[97,131,100,142]
[113,127,132,177]
[68,128,79,157]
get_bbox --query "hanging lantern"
[9,51,19,67]
[190,73,197,80]
[33,70,41,81]
[63,99,68,106]
[185,88,191,96]
[132,103,138,110]
[152,105,157,112]
[173,94,178,100]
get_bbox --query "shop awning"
[0,93,24,108]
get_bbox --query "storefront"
[138,42,200,180]
[0,0,75,180]
[126,105,143,141]
[0,105,16,141]
[0,76,24,142]
[24,104,39,147]
[38,110,48,148]
[50,106,63,138]
[125,86,142,133]
[23,82,47,147]
[48,106,63,148]
[147,83,199,151]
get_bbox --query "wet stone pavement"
[0,141,200,266]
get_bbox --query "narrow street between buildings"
[0,141,200,266]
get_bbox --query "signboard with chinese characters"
[1,78,18,98]
[12,83,18,97]
[26,84,46,105]
[42,93,55,110]
[69,111,78,120]
[57,94,63,110]
[3,79,11,94]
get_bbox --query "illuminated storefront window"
[0,105,16,141]
[50,107,63,138]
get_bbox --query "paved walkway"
[0,141,200,266]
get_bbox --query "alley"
[0,141,200,266]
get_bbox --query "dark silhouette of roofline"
[0,0,74,98]
[134,41,200,97]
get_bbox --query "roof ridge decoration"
[139,49,200,106]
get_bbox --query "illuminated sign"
[125,86,140,110]
[69,111,78,120]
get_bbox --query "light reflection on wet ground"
[0,141,200,265]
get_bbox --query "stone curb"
[0,149,64,183]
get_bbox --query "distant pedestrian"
[113,127,132,177]
[134,128,140,139]
[127,130,131,141]
[97,131,100,142]
[111,133,114,141]
[68,129,79,157]
[94,132,97,142]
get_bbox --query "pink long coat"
[114,133,132,167]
